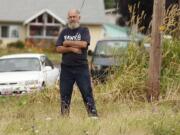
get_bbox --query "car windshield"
[0,58,41,72]
[94,40,129,57]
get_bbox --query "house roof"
[23,9,66,25]
[0,0,106,25]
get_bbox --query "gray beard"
[68,23,80,29]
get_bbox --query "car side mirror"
[88,50,93,56]
[45,66,52,71]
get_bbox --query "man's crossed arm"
[56,41,88,54]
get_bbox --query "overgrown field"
[0,39,180,135]
[0,88,180,135]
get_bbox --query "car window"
[0,58,41,72]
[94,40,129,57]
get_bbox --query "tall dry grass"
[95,39,180,102]
[163,5,180,39]
[0,87,180,135]
[128,3,180,38]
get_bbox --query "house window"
[46,26,59,36]
[47,15,53,23]
[10,26,19,38]
[1,26,9,38]
[28,13,62,38]
[0,25,19,38]
[54,19,59,23]
[30,25,43,36]
[31,19,36,23]
[37,15,43,23]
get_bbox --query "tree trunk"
[147,0,165,102]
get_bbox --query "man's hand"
[63,40,88,49]
[56,46,82,54]
[71,47,82,54]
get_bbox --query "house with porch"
[0,0,106,51]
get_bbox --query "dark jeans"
[60,64,98,116]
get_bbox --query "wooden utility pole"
[179,0,180,29]
[147,0,165,102]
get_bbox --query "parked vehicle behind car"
[89,37,149,82]
[0,53,59,95]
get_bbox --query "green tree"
[104,0,116,9]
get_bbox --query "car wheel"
[42,82,46,90]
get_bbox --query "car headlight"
[25,80,39,85]
[94,65,102,70]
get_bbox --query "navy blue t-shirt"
[56,27,90,66]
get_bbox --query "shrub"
[95,43,149,102]
[161,39,180,98]
[96,39,180,102]
[7,41,25,49]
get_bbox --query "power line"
[80,0,86,12]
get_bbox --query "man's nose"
[70,18,76,22]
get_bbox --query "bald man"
[56,9,98,118]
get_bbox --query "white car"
[0,53,59,95]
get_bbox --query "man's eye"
[69,16,76,19]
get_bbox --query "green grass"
[0,39,179,135]
[0,89,180,135]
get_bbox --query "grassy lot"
[0,89,180,135]
[0,39,179,135]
